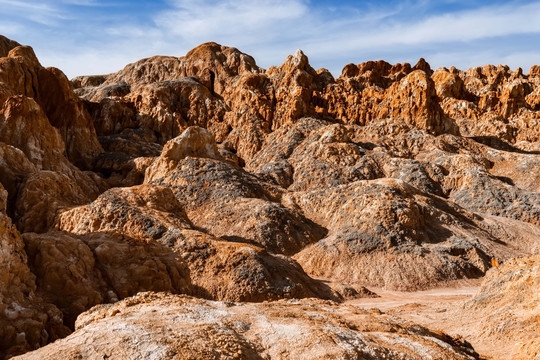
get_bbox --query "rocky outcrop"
[0,35,20,58]
[176,232,337,302]
[463,255,540,360]
[145,129,326,256]
[289,178,502,290]
[55,162,334,302]
[55,184,192,240]
[0,41,106,234]
[75,42,540,172]
[0,45,102,168]
[0,95,103,232]
[23,231,191,328]
[144,126,222,180]
[16,292,481,360]
[0,183,69,359]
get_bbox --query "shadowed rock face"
[0,35,20,58]
[0,184,70,359]
[0,35,539,359]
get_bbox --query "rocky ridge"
[0,34,538,358]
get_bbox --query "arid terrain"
[0,34,539,359]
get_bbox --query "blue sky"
[1,0,540,78]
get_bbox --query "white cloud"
[155,0,309,41]
[281,2,540,56]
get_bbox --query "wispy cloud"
[154,0,309,42]
[0,0,68,25]
[291,1,540,65]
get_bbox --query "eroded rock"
[15,292,480,360]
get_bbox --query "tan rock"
[432,68,467,99]
[145,126,222,181]
[23,231,192,329]
[146,150,328,255]
[175,231,337,302]
[15,171,96,233]
[266,49,321,130]
[0,102,103,230]
[54,182,333,302]
[71,74,108,89]
[127,79,228,142]
[462,255,540,360]
[56,184,192,240]
[0,96,65,170]
[102,42,260,95]
[0,142,36,214]
[525,85,540,110]
[376,70,456,134]
[16,292,480,360]
[288,178,522,290]
[22,232,107,327]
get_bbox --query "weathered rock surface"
[463,255,540,360]
[175,232,337,302]
[23,231,191,328]
[145,137,326,256]
[0,35,20,58]
[55,178,335,302]
[76,44,540,172]
[0,184,69,359]
[55,184,192,241]
[0,45,102,168]
[289,178,512,290]
[15,292,481,360]
[0,41,106,233]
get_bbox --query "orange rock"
[0,45,102,168]
[25,231,191,322]
[0,189,69,358]
[376,70,456,134]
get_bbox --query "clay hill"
[0,34,538,359]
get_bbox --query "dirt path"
[347,281,502,359]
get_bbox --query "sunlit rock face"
[16,292,481,360]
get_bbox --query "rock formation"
[15,292,481,360]
[0,35,538,359]
[0,184,69,359]
[463,255,540,360]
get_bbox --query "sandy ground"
[347,280,505,360]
